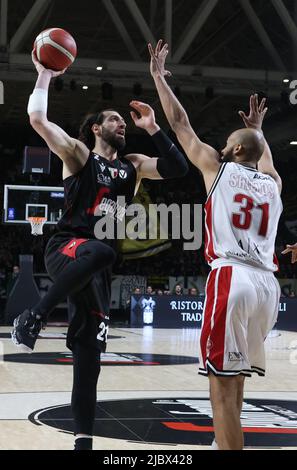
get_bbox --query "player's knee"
[213,394,238,416]
[211,383,238,410]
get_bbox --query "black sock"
[74,437,93,450]
[71,343,101,438]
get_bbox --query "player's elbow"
[29,114,47,130]
[171,113,189,133]
[177,158,189,177]
[157,154,189,179]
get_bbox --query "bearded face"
[221,134,239,163]
[221,146,236,163]
[101,126,126,151]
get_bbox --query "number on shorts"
[97,322,109,343]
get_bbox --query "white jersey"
[205,162,283,272]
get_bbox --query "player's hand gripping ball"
[34,28,77,71]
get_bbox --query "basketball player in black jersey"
[11,51,188,450]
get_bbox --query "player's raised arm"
[239,94,282,194]
[148,40,220,189]
[282,243,297,264]
[28,51,89,177]
[125,100,188,181]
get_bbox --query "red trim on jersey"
[204,197,218,264]
[60,238,88,259]
[200,269,218,367]
[87,187,111,215]
[209,266,233,370]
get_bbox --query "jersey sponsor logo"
[237,239,261,256]
[29,397,297,447]
[226,249,264,265]
[253,174,271,181]
[97,173,111,185]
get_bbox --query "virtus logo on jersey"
[0,81,4,104]
[119,170,127,179]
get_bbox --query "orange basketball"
[34,28,77,71]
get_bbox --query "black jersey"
[58,152,137,240]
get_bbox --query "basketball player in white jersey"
[149,40,282,450]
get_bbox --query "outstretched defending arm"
[125,100,188,181]
[148,40,220,191]
[28,51,89,178]
[282,244,297,263]
[239,94,282,194]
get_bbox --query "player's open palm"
[239,94,268,131]
[32,50,66,77]
[148,40,172,79]
[282,243,297,264]
[130,101,157,131]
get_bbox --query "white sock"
[211,439,220,450]
[75,434,92,440]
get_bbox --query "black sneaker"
[11,309,45,353]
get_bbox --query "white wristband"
[27,88,48,115]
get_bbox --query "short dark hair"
[78,109,117,150]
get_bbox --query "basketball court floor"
[0,326,296,450]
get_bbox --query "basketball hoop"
[27,217,47,236]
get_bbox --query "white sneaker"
[211,439,219,450]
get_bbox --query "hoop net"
[27,217,47,236]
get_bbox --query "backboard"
[3,185,65,225]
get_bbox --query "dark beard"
[102,128,126,152]
[221,150,234,163]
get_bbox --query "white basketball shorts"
[199,262,281,377]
